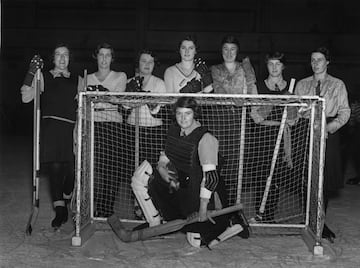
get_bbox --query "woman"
[211,35,257,95]
[295,47,350,242]
[144,97,249,248]
[209,35,258,206]
[21,44,78,229]
[79,42,127,218]
[125,49,167,165]
[164,35,213,93]
[250,52,295,223]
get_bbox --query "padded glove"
[194,57,213,88]
[126,76,144,92]
[179,78,202,93]
[23,54,44,86]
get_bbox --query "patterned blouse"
[211,59,257,95]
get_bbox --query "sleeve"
[77,76,85,92]
[198,133,219,199]
[198,133,218,166]
[294,80,305,96]
[156,78,166,93]
[164,68,175,93]
[115,72,127,92]
[331,81,351,132]
[242,57,256,84]
[242,57,258,94]
[20,72,44,103]
[210,66,222,93]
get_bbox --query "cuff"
[200,187,212,199]
[202,164,216,172]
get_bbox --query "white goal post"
[72,92,326,256]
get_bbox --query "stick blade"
[25,206,39,235]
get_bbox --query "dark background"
[1,0,359,136]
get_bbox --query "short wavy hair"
[221,35,240,51]
[135,49,160,68]
[312,46,330,62]
[92,42,115,62]
[265,51,286,65]
[177,34,199,51]
[173,97,201,119]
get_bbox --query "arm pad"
[200,169,219,199]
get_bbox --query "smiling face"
[97,48,113,70]
[53,46,70,71]
[311,52,329,75]
[179,40,197,62]
[222,43,238,63]
[267,59,284,78]
[175,107,196,131]
[138,53,155,76]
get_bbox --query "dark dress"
[40,71,78,203]
[251,80,290,221]
[40,71,77,163]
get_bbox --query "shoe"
[207,224,244,248]
[346,177,360,185]
[229,210,250,239]
[51,206,68,229]
[322,223,336,243]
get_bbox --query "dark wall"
[1,0,360,135]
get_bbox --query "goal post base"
[72,221,96,247]
[301,227,323,256]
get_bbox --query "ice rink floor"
[1,135,360,268]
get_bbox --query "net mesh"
[73,92,325,243]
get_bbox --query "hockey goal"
[72,92,326,256]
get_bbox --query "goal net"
[72,92,326,255]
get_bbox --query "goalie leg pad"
[131,160,161,227]
[207,224,243,249]
[131,160,153,187]
[132,186,161,226]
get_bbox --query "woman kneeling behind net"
[131,96,249,248]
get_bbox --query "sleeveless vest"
[41,71,78,121]
[165,125,208,185]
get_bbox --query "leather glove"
[23,54,44,86]
[125,76,144,92]
[179,78,202,93]
[194,57,213,88]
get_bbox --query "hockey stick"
[26,69,41,235]
[108,203,243,242]
[258,79,295,217]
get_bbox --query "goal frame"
[71,92,326,256]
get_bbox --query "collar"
[180,120,201,136]
[50,69,70,78]
[265,77,287,91]
[312,73,328,85]
[221,61,242,74]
